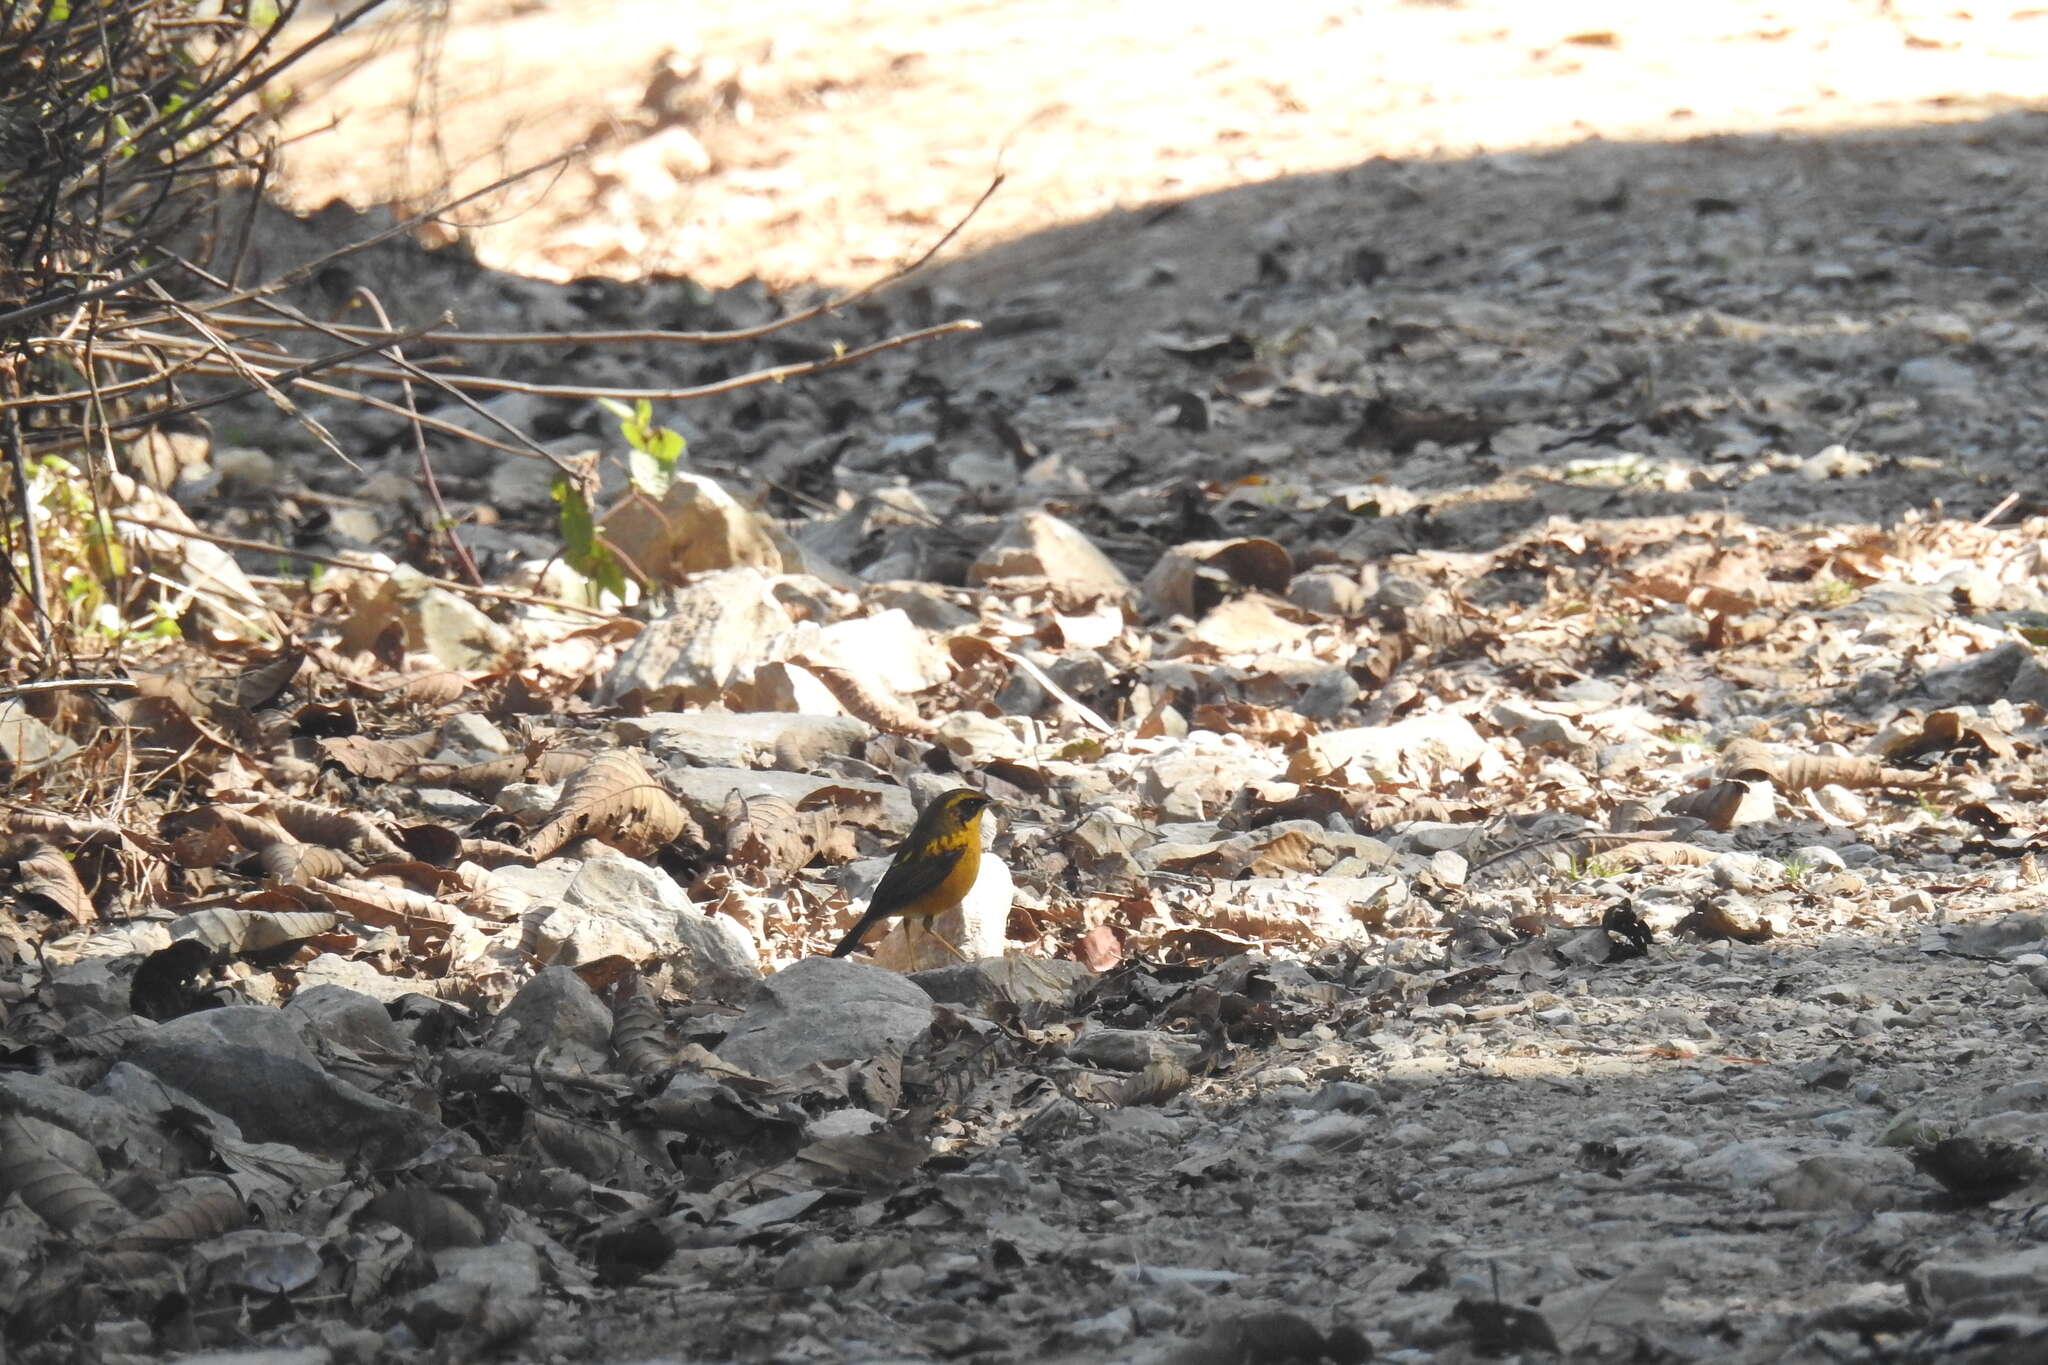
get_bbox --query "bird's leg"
[919,916,971,963]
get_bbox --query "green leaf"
[552,477,627,601]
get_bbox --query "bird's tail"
[830,911,883,958]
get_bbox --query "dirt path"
[199,5,2048,1362]
[279,1,2048,286]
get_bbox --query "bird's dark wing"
[832,842,967,958]
[867,840,965,916]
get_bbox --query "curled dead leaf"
[527,751,688,859]
[318,730,439,782]
[1140,537,1294,617]
[1115,1057,1192,1107]
[610,976,673,1076]
[1722,737,1941,791]
[171,906,341,955]
[0,1115,132,1240]
[108,1179,248,1250]
[802,662,938,738]
[8,838,94,921]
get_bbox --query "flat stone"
[285,983,410,1056]
[615,711,872,770]
[716,957,935,1077]
[1066,1028,1203,1072]
[125,1007,440,1164]
[969,509,1132,599]
[1915,1246,2048,1315]
[487,966,612,1070]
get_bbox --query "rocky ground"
[9,3,2048,1363]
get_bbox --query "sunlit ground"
[276,1,2048,283]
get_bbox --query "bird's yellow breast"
[888,820,983,921]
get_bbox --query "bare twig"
[110,514,615,619]
[351,284,482,586]
[0,678,142,699]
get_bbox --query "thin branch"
[110,514,615,619]
[352,283,482,586]
[190,172,1007,350]
[0,259,180,333]
[232,319,984,403]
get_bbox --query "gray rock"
[969,509,1133,598]
[866,583,978,632]
[487,967,612,1070]
[1295,666,1362,721]
[1693,1137,1909,1192]
[550,851,760,999]
[49,956,139,1020]
[1134,740,1275,821]
[408,587,513,670]
[440,713,512,757]
[416,788,492,821]
[1066,1028,1203,1072]
[933,711,1027,764]
[285,984,409,1056]
[908,956,1092,1025]
[1310,1082,1384,1113]
[125,1007,440,1164]
[1288,568,1367,617]
[716,957,936,1077]
[613,711,870,771]
[1914,1245,2048,1315]
[405,1242,544,1343]
[597,568,801,710]
[1920,641,2048,708]
[293,953,422,1002]
[1946,912,2048,958]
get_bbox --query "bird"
[830,788,995,960]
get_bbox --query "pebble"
[1890,890,1936,917]
[1257,1065,1311,1090]
[1311,1082,1385,1113]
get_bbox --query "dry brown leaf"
[265,799,410,862]
[802,662,938,738]
[1140,536,1294,616]
[1675,899,1776,943]
[317,731,440,782]
[1115,1057,1193,1107]
[315,876,459,931]
[10,838,95,921]
[208,805,297,853]
[1073,924,1125,971]
[1598,840,1719,869]
[571,955,642,992]
[108,1179,248,1251]
[723,791,825,879]
[173,906,341,954]
[1722,738,1941,791]
[1190,702,1315,746]
[527,750,688,859]
[0,1116,131,1240]
[258,841,353,885]
[610,975,673,1076]
[1665,780,1770,831]
[399,670,471,707]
